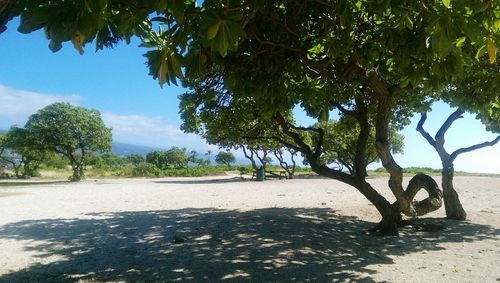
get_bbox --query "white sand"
[0,175,498,282]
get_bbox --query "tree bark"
[366,70,415,217]
[404,174,443,216]
[242,146,259,170]
[315,165,399,235]
[441,161,467,220]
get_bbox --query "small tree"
[215,151,236,168]
[0,134,23,178]
[24,103,112,181]
[147,148,189,169]
[146,151,169,169]
[188,150,205,167]
[165,147,189,169]
[0,127,46,178]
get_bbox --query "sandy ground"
[0,175,498,282]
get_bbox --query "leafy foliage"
[0,127,47,178]
[146,147,189,169]
[215,151,236,167]
[24,102,112,181]
[125,154,145,166]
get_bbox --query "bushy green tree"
[0,127,46,178]
[24,103,112,181]
[0,133,23,177]
[146,147,189,169]
[146,151,169,169]
[165,147,189,169]
[215,151,236,168]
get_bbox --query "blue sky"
[0,19,498,173]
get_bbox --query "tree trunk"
[69,163,85,181]
[355,179,399,235]
[316,164,400,235]
[13,164,21,178]
[378,207,401,235]
[442,162,467,220]
[242,146,259,170]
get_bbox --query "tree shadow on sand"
[0,180,69,188]
[0,208,497,282]
[154,177,252,185]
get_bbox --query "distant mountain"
[111,142,162,156]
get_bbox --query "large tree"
[24,103,112,181]
[7,0,498,233]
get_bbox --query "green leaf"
[442,0,451,8]
[18,9,51,34]
[438,31,451,57]
[475,44,486,60]
[455,37,466,47]
[207,22,221,40]
[167,0,185,24]
[158,49,168,87]
[49,40,63,53]
[208,20,245,57]
[170,52,184,79]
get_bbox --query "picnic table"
[252,170,288,180]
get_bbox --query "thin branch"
[274,113,313,155]
[435,108,464,142]
[260,41,304,54]
[290,124,322,134]
[333,103,355,116]
[313,127,324,160]
[450,135,500,160]
[241,134,304,153]
[416,112,437,148]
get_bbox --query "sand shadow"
[0,208,497,282]
[154,177,253,185]
[0,180,69,188]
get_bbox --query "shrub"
[131,163,162,177]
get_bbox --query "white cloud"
[102,112,218,151]
[0,84,83,125]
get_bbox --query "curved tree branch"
[435,108,464,144]
[450,135,500,160]
[416,112,437,148]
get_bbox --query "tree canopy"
[146,147,189,169]
[215,151,236,167]
[24,102,112,181]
